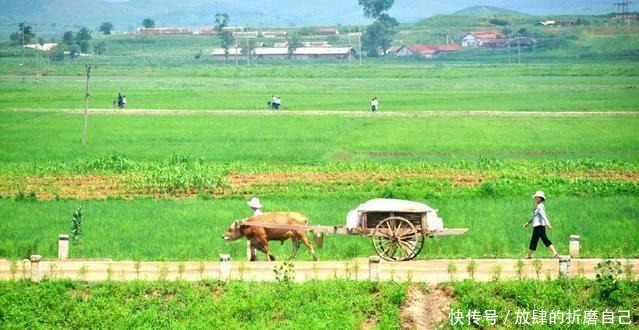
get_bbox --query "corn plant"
[466,260,477,280]
[515,259,526,280]
[70,207,83,255]
[623,260,634,280]
[447,260,458,281]
[490,264,502,281]
[532,259,543,279]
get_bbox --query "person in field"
[274,96,281,110]
[247,197,263,216]
[523,190,559,259]
[370,97,378,112]
[117,93,123,108]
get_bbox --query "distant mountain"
[453,6,529,17]
[0,0,620,38]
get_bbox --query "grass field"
[1,25,638,263]
[0,99,638,262]
[0,279,407,329]
[1,63,638,111]
[0,278,636,329]
[0,20,638,330]
[1,112,638,163]
[1,196,637,261]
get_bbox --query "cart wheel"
[372,216,424,261]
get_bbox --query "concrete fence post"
[368,256,381,281]
[58,234,69,260]
[558,256,571,278]
[30,255,42,282]
[219,254,231,281]
[569,235,580,258]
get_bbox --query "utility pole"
[359,28,362,65]
[82,64,96,145]
[234,26,238,69]
[517,38,521,65]
[246,37,250,67]
[21,24,25,66]
[348,26,352,66]
[35,25,39,81]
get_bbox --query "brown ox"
[223,212,324,261]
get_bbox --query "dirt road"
[6,108,639,117]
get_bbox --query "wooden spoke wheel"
[372,216,424,261]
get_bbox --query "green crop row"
[4,152,639,175]
[2,151,637,200]
[1,196,637,261]
[1,73,638,111]
[0,279,407,330]
[447,278,639,329]
[1,113,638,165]
[0,278,636,329]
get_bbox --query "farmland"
[1,64,638,111]
[1,17,638,329]
[0,110,637,261]
[1,279,637,329]
[0,27,638,262]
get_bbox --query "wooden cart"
[238,199,468,262]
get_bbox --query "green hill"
[453,5,528,17]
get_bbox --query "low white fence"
[1,256,637,283]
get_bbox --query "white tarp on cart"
[346,198,444,231]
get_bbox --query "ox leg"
[290,239,301,260]
[299,235,318,261]
[256,243,276,261]
[249,243,257,261]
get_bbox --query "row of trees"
[213,12,303,61]
[99,18,154,35]
[8,17,156,62]
[212,1,397,60]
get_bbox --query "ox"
[223,212,324,261]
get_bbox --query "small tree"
[70,207,83,250]
[214,13,233,61]
[142,18,155,28]
[94,41,107,55]
[240,38,256,61]
[68,44,80,58]
[287,32,302,59]
[75,27,92,44]
[62,31,75,46]
[490,18,510,26]
[50,45,66,62]
[10,23,35,45]
[99,22,114,35]
[359,0,398,56]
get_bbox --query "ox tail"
[310,227,324,249]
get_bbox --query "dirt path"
[6,108,639,117]
[401,284,453,330]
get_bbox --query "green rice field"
[1,27,638,263]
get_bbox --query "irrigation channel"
[2,257,637,283]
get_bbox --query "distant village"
[25,22,547,60]
[128,25,542,61]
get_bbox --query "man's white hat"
[532,190,546,200]
[247,197,262,209]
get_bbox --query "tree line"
[9,0,399,62]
